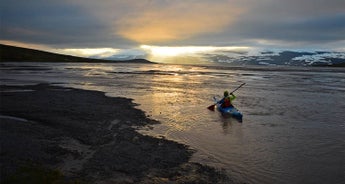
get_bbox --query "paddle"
[207,83,246,111]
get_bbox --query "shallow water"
[1,62,345,184]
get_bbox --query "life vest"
[222,97,232,107]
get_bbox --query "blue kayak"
[214,97,243,121]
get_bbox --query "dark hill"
[0,44,152,63]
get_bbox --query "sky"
[1,0,345,63]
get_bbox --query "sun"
[140,45,189,57]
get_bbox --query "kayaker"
[218,91,236,108]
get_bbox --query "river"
[1,62,344,184]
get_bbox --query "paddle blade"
[207,104,216,111]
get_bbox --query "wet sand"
[0,84,230,183]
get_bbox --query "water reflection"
[221,117,233,135]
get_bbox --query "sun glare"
[140,45,249,57]
[61,48,120,58]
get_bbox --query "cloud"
[114,1,242,44]
[0,0,133,48]
[232,13,345,39]
[0,0,344,51]
[227,0,345,45]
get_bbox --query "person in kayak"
[218,91,236,108]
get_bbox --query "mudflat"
[0,84,229,183]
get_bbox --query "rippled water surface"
[1,62,345,184]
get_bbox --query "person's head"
[224,91,229,97]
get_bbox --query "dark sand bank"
[0,84,230,183]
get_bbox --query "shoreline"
[0,44,154,64]
[0,84,230,183]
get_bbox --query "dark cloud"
[0,0,133,48]
[229,13,345,44]
[230,0,345,45]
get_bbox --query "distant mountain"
[0,44,153,64]
[206,50,345,67]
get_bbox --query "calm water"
[1,62,345,184]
